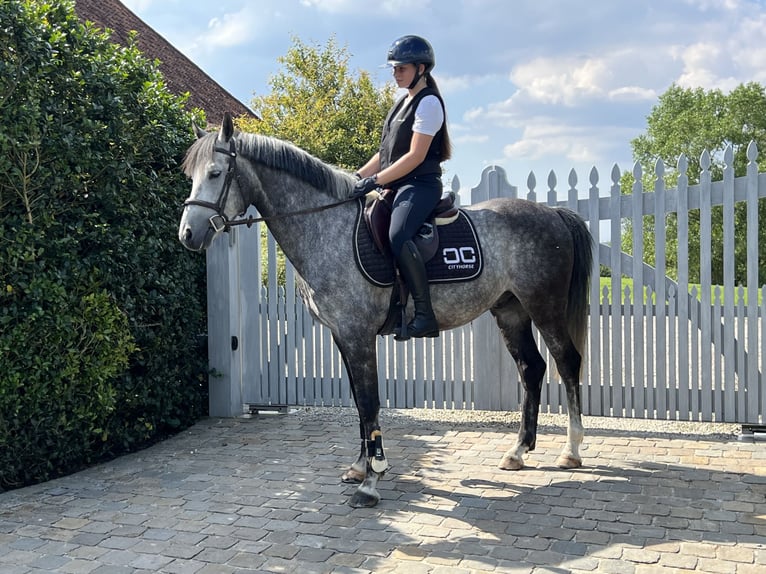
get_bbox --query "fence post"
[745,142,760,423]
[206,229,243,417]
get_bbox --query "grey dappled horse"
[179,113,593,508]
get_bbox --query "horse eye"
[209,169,222,179]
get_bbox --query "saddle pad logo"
[443,246,478,268]
[353,205,484,287]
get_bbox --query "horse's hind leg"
[550,340,584,469]
[536,321,585,469]
[491,297,547,470]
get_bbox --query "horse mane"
[183,131,356,200]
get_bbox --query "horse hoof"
[556,455,582,469]
[348,490,380,508]
[341,468,365,484]
[498,455,524,470]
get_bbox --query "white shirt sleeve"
[412,95,444,136]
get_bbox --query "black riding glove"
[353,175,379,197]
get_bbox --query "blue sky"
[123,0,766,196]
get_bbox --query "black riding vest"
[379,87,445,187]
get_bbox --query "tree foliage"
[240,35,395,170]
[621,82,766,284]
[0,0,208,489]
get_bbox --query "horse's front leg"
[341,427,391,507]
[347,428,390,508]
[341,432,367,484]
[333,334,388,507]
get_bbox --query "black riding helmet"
[386,35,435,89]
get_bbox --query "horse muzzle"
[179,220,218,251]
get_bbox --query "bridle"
[182,138,364,233]
[182,139,242,233]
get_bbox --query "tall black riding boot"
[396,240,439,338]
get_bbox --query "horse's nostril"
[183,228,193,243]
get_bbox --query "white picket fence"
[206,143,765,424]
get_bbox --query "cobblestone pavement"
[0,408,764,573]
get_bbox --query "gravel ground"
[291,405,744,440]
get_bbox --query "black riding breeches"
[388,176,442,258]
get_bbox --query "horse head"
[179,112,248,251]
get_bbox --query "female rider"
[354,35,452,339]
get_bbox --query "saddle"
[363,188,460,261]
[361,189,461,338]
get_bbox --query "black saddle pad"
[353,201,483,287]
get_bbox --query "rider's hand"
[353,175,379,197]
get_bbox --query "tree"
[621,82,766,285]
[240,35,395,170]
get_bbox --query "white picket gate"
[206,143,765,425]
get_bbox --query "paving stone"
[90,565,134,574]
[659,551,699,569]
[550,539,588,556]
[128,553,174,570]
[0,409,760,574]
[9,538,47,551]
[31,553,71,570]
[157,559,206,573]
[261,543,299,560]
[59,558,102,574]
[194,547,239,564]
[295,547,336,562]
[54,518,92,531]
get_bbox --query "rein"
[223,196,362,229]
[183,137,361,232]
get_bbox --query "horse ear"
[220,112,234,141]
[192,122,207,139]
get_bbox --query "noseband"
[183,139,241,233]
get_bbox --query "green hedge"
[0,0,208,489]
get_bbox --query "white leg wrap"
[561,413,584,461]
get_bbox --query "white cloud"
[202,8,258,49]
[734,16,766,80]
[510,50,666,108]
[502,120,637,166]
[462,106,487,123]
[433,74,480,95]
[674,42,739,91]
[681,0,741,11]
[666,4,766,90]
[299,0,354,10]
[453,134,489,145]
[121,0,156,13]
[177,5,266,57]
[434,72,506,100]
[299,0,427,14]
[608,86,658,101]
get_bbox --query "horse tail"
[556,208,593,356]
